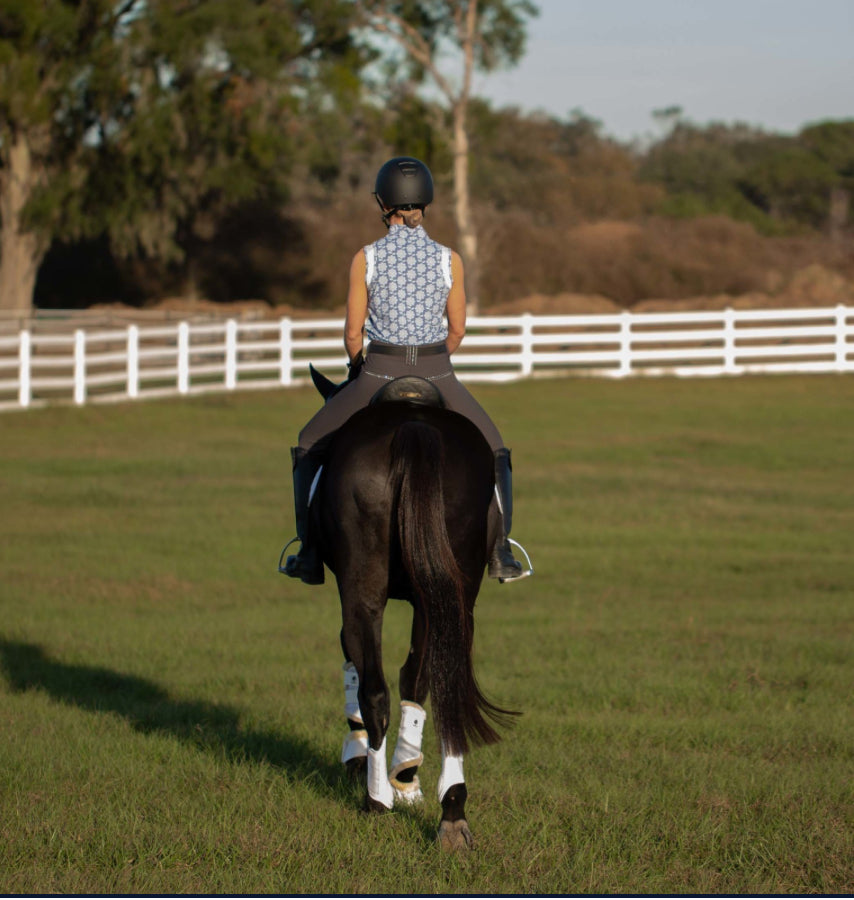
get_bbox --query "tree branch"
[460,0,477,108]
[356,1,459,105]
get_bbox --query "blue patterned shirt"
[364,225,452,345]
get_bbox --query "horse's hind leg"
[437,748,473,851]
[433,589,473,852]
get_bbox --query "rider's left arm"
[445,251,466,355]
[345,250,368,363]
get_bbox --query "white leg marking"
[438,747,465,803]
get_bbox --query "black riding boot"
[488,448,524,582]
[284,447,325,585]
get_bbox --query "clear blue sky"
[474,0,853,142]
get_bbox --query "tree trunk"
[452,98,480,315]
[0,133,44,315]
[829,186,849,242]
[453,0,480,315]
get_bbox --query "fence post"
[225,319,238,389]
[723,307,737,374]
[74,329,86,406]
[618,311,632,377]
[127,325,139,398]
[520,313,534,377]
[177,322,190,394]
[836,305,849,372]
[18,330,31,408]
[279,318,293,386]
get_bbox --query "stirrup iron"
[277,537,299,574]
[501,538,534,583]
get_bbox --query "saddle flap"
[370,376,445,408]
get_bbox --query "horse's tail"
[390,420,515,756]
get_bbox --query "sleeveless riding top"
[364,224,452,345]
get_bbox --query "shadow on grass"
[0,638,349,803]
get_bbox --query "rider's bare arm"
[345,250,368,362]
[445,251,466,355]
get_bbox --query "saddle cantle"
[370,376,445,408]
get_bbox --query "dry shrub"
[479,212,854,310]
[478,209,571,304]
[778,263,854,307]
[157,188,854,316]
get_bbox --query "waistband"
[367,340,447,364]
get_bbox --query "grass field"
[1,374,852,895]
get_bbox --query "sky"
[473,0,853,143]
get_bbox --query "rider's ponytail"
[401,208,423,228]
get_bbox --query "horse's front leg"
[390,606,429,806]
[340,659,368,780]
[437,748,473,851]
[389,700,427,805]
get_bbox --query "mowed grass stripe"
[1,375,852,894]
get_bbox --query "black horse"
[300,371,519,850]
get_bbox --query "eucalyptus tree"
[357,0,538,312]
[0,0,362,313]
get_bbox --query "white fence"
[1,306,852,412]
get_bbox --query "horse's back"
[328,402,493,493]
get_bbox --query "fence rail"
[1,306,852,411]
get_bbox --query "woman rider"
[283,156,524,585]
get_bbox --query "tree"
[0,0,124,313]
[467,105,658,225]
[799,120,854,237]
[0,0,362,314]
[357,0,537,312]
[739,145,838,228]
[638,121,792,231]
[639,117,854,234]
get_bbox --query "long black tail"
[389,421,516,756]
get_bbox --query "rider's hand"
[347,353,364,381]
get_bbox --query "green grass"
[1,375,852,894]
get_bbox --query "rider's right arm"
[445,251,466,355]
[345,249,368,363]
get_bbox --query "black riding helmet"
[373,157,434,226]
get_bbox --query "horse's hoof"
[364,795,393,814]
[345,756,367,784]
[391,775,424,807]
[437,818,474,852]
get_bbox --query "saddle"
[298,371,445,510]
[309,363,444,410]
[370,376,445,408]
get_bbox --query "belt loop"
[406,346,418,366]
